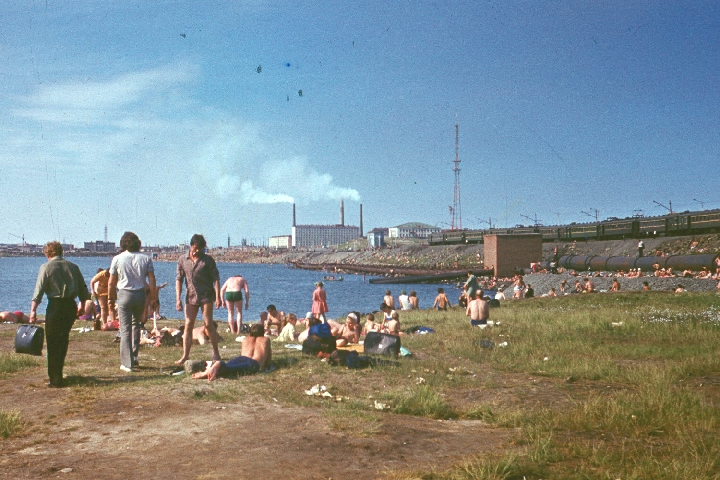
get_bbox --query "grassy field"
[2,291,720,479]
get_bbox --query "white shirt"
[110,251,154,291]
[398,294,411,310]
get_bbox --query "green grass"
[4,292,720,477]
[0,352,41,375]
[0,409,24,439]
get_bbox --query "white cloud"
[12,64,197,124]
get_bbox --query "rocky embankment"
[520,272,718,296]
[157,234,720,278]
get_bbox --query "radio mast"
[451,122,462,230]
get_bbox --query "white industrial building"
[291,201,362,248]
[388,222,441,239]
[269,235,292,249]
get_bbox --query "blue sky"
[1,1,718,247]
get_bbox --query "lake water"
[0,256,453,321]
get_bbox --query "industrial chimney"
[292,203,296,227]
[340,199,345,226]
[359,204,363,236]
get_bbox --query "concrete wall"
[484,234,542,277]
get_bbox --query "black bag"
[15,324,45,356]
[345,351,373,369]
[364,331,401,357]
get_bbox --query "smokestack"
[340,199,345,226]
[292,203,296,227]
[360,204,363,236]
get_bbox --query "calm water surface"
[0,256,452,321]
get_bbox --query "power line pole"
[451,122,462,230]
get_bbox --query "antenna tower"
[451,122,462,230]
[104,225,108,242]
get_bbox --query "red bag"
[101,321,120,331]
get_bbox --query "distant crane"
[8,233,25,246]
[451,122,462,230]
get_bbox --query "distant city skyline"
[1,2,718,247]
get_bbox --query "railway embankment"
[192,234,720,275]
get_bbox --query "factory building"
[291,201,362,248]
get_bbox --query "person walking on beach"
[90,268,112,327]
[464,271,479,303]
[175,234,222,364]
[312,281,328,322]
[109,232,156,372]
[220,275,250,334]
[29,241,91,387]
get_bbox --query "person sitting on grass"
[264,304,285,335]
[642,281,651,291]
[275,313,298,343]
[192,323,271,381]
[583,278,596,293]
[409,291,419,309]
[362,313,380,335]
[610,279,621,292]
[384,310,401,336]
[297,315,320,343]
[329,312,361,347]
[547,288,557,298]
[674,284,685,293]
[379,302,394,330]
[466,291,489,326]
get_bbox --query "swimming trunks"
[224,291,243,302]
[470,319,487,326]
[220,356,260,376]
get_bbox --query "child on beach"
[432,288,449,310]
[362,313,380,335]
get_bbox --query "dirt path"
[1,329,512,479]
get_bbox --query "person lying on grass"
[328,312,361,347]
[192,323,271,381]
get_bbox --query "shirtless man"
[220,275,250,334]
[0,311,30,323]
[610,279,621,292]
[329,312,361,347]
[264,305,285,334]
[432,288,449,310]
[583,278,596,293]
[383,290,395,310]
[192,323,271,381]
[466,291,489,326]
